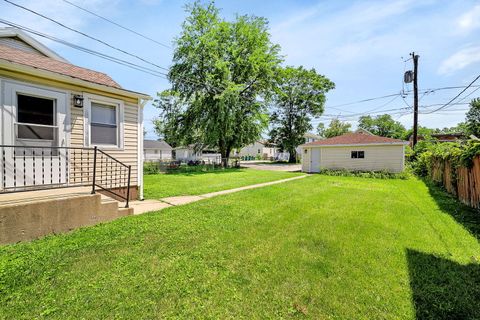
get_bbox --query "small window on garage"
[304,149,308,154]
[351,151,365,159]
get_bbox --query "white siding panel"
[319,145,404,173]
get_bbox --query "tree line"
[154,1,334,163]
[154,1,480,165]
[316,98,480,141]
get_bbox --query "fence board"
[430,155,480,209]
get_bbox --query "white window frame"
[83,93,124,150]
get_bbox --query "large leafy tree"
[466,98,480,137]
[155,1,281,163]
[269,66,334,162]
[317,119,351,138]
[358,114,406,139]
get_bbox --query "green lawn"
[143,168,303,198]
[1,176,480,319]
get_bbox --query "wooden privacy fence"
[430,156,480,209]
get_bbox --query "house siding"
[303,144,405,173]
[70,100,139,185]
[0,71,140,188]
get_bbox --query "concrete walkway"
[130,175,307,215]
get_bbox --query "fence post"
[125,165,131,208]
[91,146,97,194]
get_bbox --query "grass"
[1,176,480,319]
[143,168,303,198]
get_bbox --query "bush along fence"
[427,141,480,209]
[144,158,241,174]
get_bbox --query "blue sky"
[2,0,480,139]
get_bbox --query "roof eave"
[0,59,152,101]
[0,28,69,63]
[300,142,408,148]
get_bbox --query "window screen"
[17,94,55,140]
[351,151,365,159]
[91,102,117,145]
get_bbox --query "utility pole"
[411,52,419,147]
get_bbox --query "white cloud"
[438,46,480,74]
[457,4,480,33]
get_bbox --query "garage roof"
[301,131,407,147]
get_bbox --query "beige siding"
[0,68,142,192]
[304,145,405,173]
[70,96,139,186]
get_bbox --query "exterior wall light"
[73,94,84,108]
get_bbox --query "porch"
[0,186,133,244]
[0,145,135,244]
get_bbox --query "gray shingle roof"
[144,140,172,150]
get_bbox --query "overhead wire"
[2,0,221,93]
[60,0,172,49]
[423,74,480,114]
[0,19,169,79]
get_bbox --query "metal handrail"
[1,144,132,208]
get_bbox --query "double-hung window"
[90,102,118,146]
[16,94,56,141]
[85,94,124,149]
[351,151,365,159]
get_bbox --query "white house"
[143,140,172,161]
[304,132,323,143]
[235,140,278,159]
[0,28,150,199]
[0,28,151,243]
[296,132,323,159]
[174,145,221,163]
[300,129,407,173]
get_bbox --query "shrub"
[318,169,411,180]
[411,151,432,177]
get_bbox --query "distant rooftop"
[144,140,172,150]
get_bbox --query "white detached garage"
[300,129,408,173]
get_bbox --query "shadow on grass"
[406,181,480,319]
[406,249,480,320]
[425,180,480,241]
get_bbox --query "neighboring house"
[235,140,278,159]
[174,145,221,162]
[408,132,467,147]
[300,129,408,173]
[296,132,323,158]
[304,132,323,143]
[144,140,172,161]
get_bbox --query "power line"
[423,74,480,114]
[1,1,221,93]
[325,85,480,112]
[4,0,171,73]
[0,19,169,79]
[60,0,172,49]
[326,92,400,109]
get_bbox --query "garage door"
[310,149,321,172]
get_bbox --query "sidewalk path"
[130,175,307,215]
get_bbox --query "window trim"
[351,150,365,159]
[15,93,57,142]
[84,93,124,150]
[3,80,69,149]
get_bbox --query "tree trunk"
[288,147,297,163]
[219,139,227,168]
